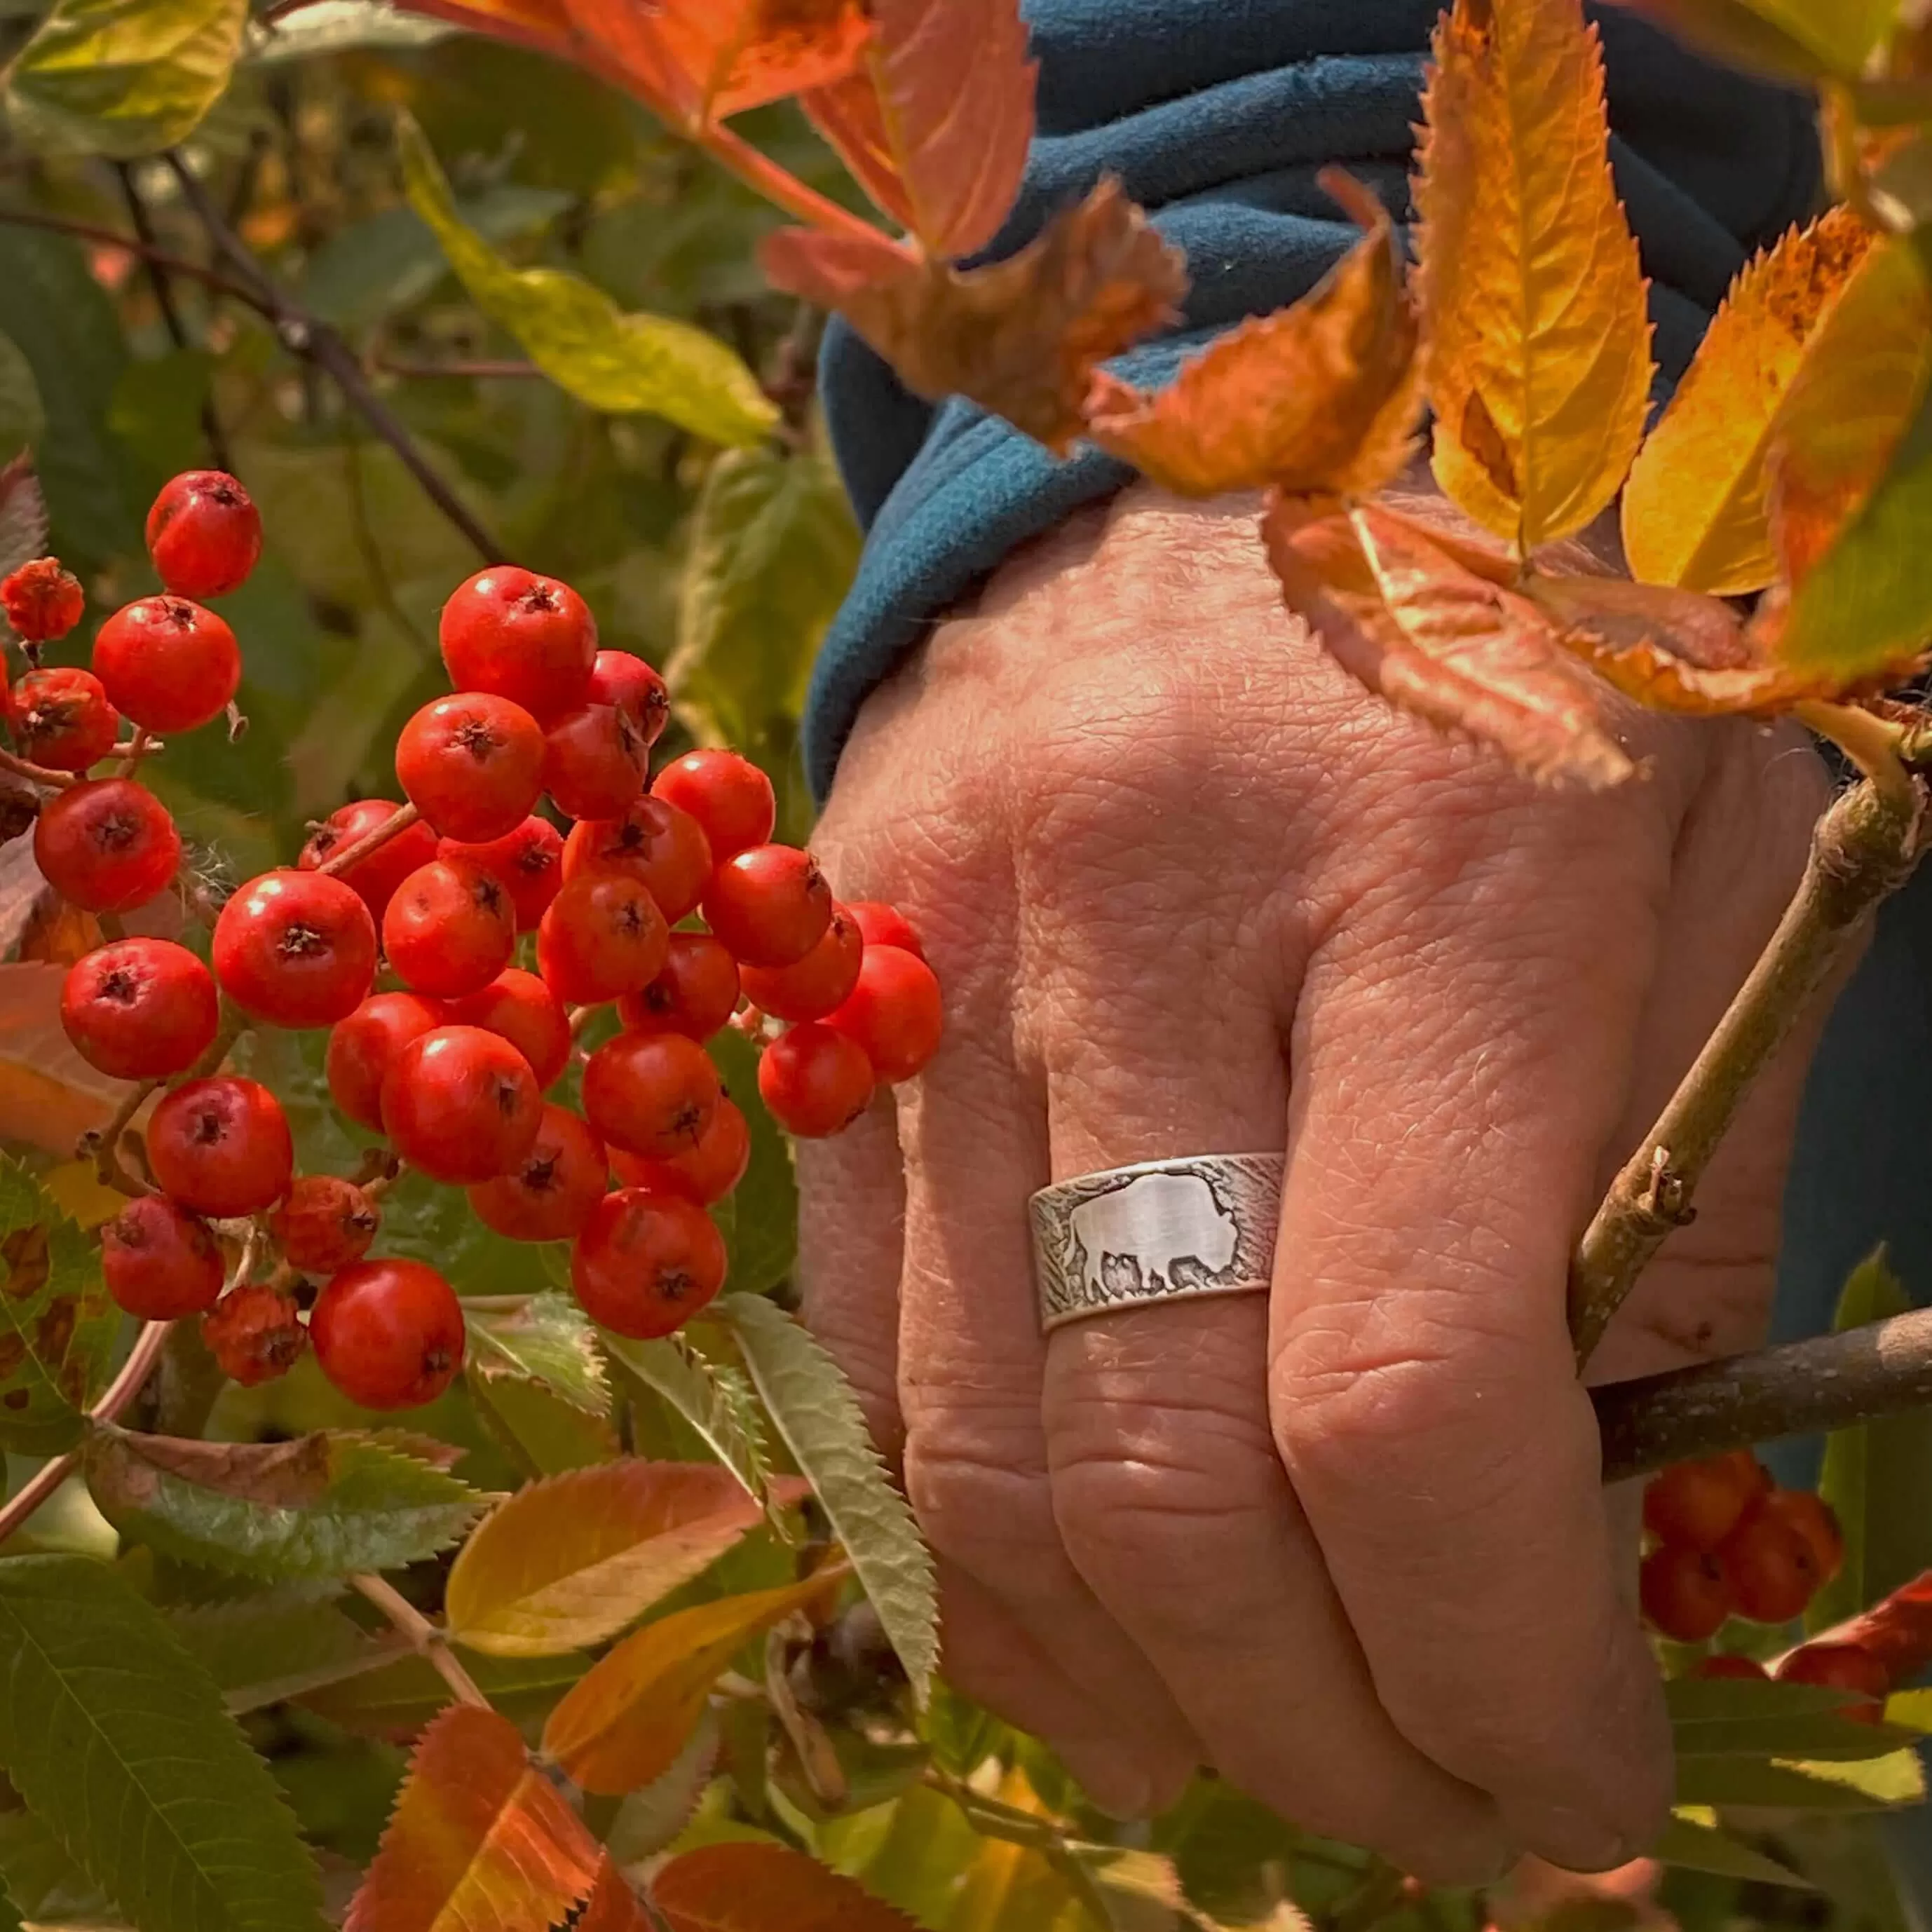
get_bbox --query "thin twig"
[698,123,893,250]
[86,1080,158,1196]
[116,729,157,779]
[179,997,248,1084]
[0,207,270,312]
[374,356,543,381]
[348,1571,490,1709]
[1570,774,1928,1364]
[317,800,419,879]
[0,744,77,790]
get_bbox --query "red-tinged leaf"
[1523,575,1757,672]
[1083,168,1420,498]
[763,177,1185,454]
[1263,498,1635,787]
[1809,1572,1932,1685]
[801,0,1035,258]
[652,1841,918,1932]
[651,0,871,123]
[541,1572,842,1795]
[577,1858,655,1932]
[346,1703,601,1932]
[386,0,580,65]
[1553,623,1860,716]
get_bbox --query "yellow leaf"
[1083,168,1420,500]
[1415,0,1653,550]
[944,1769,1090,1932]
[541,1571,841,1795]
[1622,207,1875,594]
[445,1461,784,1659]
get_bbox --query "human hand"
[797,482,1830,1881]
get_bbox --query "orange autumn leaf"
[1084,168,1421,499]
[652,1841,918,1932]
[541,1571,842,1795]
[345,1703,601,1932]
[578,1857,657,1932]
[763,178,1185,454]
[801,0,1036,259]
[1622,207,1874,596]
[644,0,873,125]
[1415,0,1653,550]
[1264,498,1635,786]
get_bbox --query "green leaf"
[396,116,777,446]
[1667,1674,1919,1760]
[4,0,247,158]
[168,1588,381,1713]
[0,336,43,463]
[299,1645,590,1740]
[605,1706,723,1865]
[1653,1811,1813,1888]
[721,1293,938,1702]
[0,1553,327,1932]
[0,1161,119,1456]
[0,1804,114,1924]
[1675,1749,1925,1811]
[670,443,862,760]
[465,1293,610,1415]
[607,1331,773,1510]
[83,1424,491,1579]
[708,1028,796,1300]
[247,0,451,63]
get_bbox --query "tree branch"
[1570,773,1928,1365]
[348,1571,489,1710]
[0,206,270,313]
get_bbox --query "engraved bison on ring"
[1063,1170,1240,1303]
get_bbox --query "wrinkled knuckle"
[903,1423,1057,1572]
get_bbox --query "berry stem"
[178,998,249,1086]
[87,1080,159,1197]
[0,1319,174,1549]
[1570,772,1929,1366]
[695,123,897,252]
[0,744,77,791]
[316,801,421,882]
[348,1571,490,1710]
[116,730,158,778]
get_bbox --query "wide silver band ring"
[1030,1152,1284,1334]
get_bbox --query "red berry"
[615,933,741,1040]
[1639,1544,1733,1643]
[61,938,217,1080]
[468,1104,608,1241]
[824,944,943,1083]
[145,470,262,599]
[380,1024,542,1185]
[651,750,775,863]
[537,871,669,1006]
[1642,1451,1769,1554]
[202,1283,306,1386]
[327,992,449,1133]
[213,869,378,1029]
[585,649,668,749]
[1776,1642,1890,1718]
[847,901,925,961]
[741,906,863,1022]
[310,1259,465,1411]
[702,844,831,968]
[34,777,181,913]
[92,595,240,734]
[437,816,563,932]
[381,857,517,1000]
[448,968,571,1089]
[581,1031,721,1159]
[542,705,648,821]
[1,557,84,642]
[395,693,545,843]
[572,1188,726,1339]
[758,1023,875,1138]
[562,798,712,923]
[439,567,597,723]
[299,799,440,920]
[101,1195,224,1318]
[8,667,118,772]
[1757,1489,1845,1586]
[1693,1654,1768,1681]
[611,1097,749,1206]
[268,1175,380,1274]
[148,1077,294,1218]
[1720,1501,1823,1624]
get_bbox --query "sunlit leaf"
[1666,1673,1920,1760]
[723,1293,938,1701]
[1813,1570,1932,1690]
[248,0,452,62]
[0,1555,327,1932]
[541,1572,841,1795]
[465,1292,609,1415]
[345,1703,601,1932]
[1415,0,1652,548]
[1610,0,1891,81]
[4,0,247,158]
[1653,1811,1812,1887]
[445,1460,783,1658]
[1675,1750,1925,1811]
[1623,207,1874,595]
[1263,498,1634,787]
[83,1424,490,1580]
[606,1331,773,1509]
[397,116,777,446]
[763,179,1185,455]
[650,0,871,123]
[944,1768,1084,1932]
[652,1839,918,1932]
[1084,169,1419,501]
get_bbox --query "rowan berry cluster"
[1638,1450,1890,1714]
[14,471,941,1415]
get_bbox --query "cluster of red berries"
[1639,1450,1890,1715]
[15,471,941,1415]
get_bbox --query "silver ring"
[1030,1152,1284,1333]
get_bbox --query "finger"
[1032,936,1506,1882]
[1269,789,1677,1872]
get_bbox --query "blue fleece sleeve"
[805,0,1821,798]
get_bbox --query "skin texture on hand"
[797,483,1832,1882]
